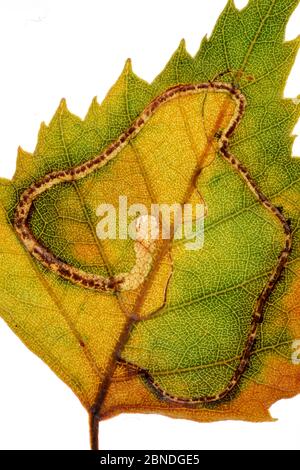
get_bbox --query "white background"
[0,0,299,450]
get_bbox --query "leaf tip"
[39,120,48,132]
[87,96,100,117]
[175,37,194,62]
[228,0,238,11]
[124,58,133,74]
[17,145,30,158]
[59,97,68,111]
[179,38,187,51]
[92,96,99,106]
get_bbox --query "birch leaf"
[0,0,300,449]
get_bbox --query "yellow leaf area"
[0,72,238,415]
